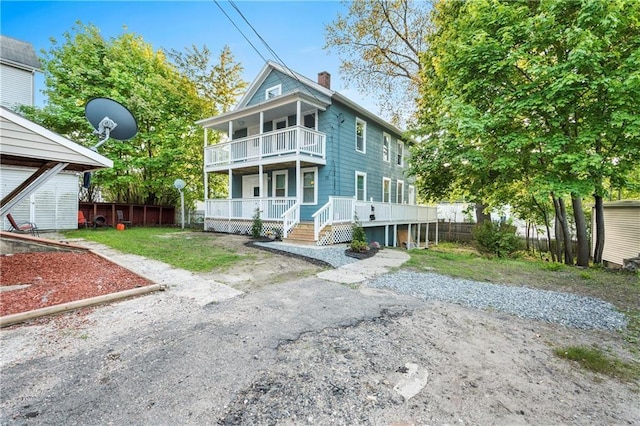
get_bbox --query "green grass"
[63,227,242,272]
[554,346,640,382]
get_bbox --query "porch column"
[228,169,232,199]
[393,224,397,247]
[204,128,209,203]
[426,222,430,248]
[385,224,389,247]
[417,222,421,249]
[259,164,264,198]
[296,158,301,207]
[259,111,264,157]
[408,223,412,249]
[296,100,302,154]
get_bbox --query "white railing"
[205,126,326,167]
[313,196,438,240]
[206,197,297,221]
[281,203,300,238]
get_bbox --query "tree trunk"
[571,193,590,267]
[551,194,563,263]
[532,195,555,262]
[558,197,574,265]
[475,202,492,224]
[593,194,605,264]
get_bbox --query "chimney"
[318,71,331,89]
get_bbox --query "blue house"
[197,61,437,246]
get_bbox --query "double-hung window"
[382,133,390,162]
[355,118,366,153]
[355,172,367,201]
[382,177,391,203]
[396,180,404,204]
[397,141,404,166]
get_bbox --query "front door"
[242,174,268,217]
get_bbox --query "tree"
[324,0,433,125]
[411,0,640,265]
[168,44,248,200]
[19,22,235,210]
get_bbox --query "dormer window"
[265,84,282,100]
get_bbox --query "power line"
[212,0,268,64]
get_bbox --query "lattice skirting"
[317,223,353,246]
[205,219,283,237]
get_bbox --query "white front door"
[242,174,268,198]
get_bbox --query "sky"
[1,1,376,112]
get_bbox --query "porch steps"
[285,222,317,244]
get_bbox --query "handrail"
[281,202,300,238]
[312,199,333,241]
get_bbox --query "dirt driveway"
[0,235,638,424]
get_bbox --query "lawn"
[62,227,242,272]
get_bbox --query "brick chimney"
[317,71,331,89]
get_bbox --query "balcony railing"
[205,126,326,167]
[206,197,298,221]
[312,196,438,240]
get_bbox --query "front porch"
[204,196,438,247]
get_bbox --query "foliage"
[554,346,640,382]
[410,0,640,263]
[324,0,433,125]
[350,213,368,252]
[251,208,263,238]
[62,227,241,272]
[350,240,370,253]
[472,220,523,258]
[19,23,246,209]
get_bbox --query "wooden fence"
[79,203,176,227]
[427,221,475,243]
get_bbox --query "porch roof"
[196,90,329,133]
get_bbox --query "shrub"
[352,213,367,244]
[350,240,369,253]
[251,208,263,238]
[473,220,523,258]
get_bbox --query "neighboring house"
[593,201,640,268]
[197,61,437,246]
[0,35,41,109]
[0,35,111,231]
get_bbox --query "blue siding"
[246,70,330,106]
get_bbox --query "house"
[1,35,112,231]
[197,61,437,246]
[592,201,640,268]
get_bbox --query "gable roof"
[0,107,112,172]
[235,60,404,136]
[0,35,42,72]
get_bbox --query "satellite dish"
[173,179,186,191]
[85,97,138,150]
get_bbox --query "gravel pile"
[253,242,357,268]
[367,270,627,331]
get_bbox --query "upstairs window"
[265,84,282,100]
[396,180,404,204]
[397,141,404,166]
[383,133,390,162]
[355,118,366,153]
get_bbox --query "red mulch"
[0,251,153,317]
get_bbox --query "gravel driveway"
[1,242,638,425]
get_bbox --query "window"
[356,171,367,201]
[355,118,366,153]
[301,167,317,204]
[383,133,390,162]
[382,178,391,203]
[408,185,415,205]
[265,84,281,99]
[396,180,404,204]
[397,141,404,166]
[273,171,288,197]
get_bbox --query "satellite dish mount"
[85,97,138,151]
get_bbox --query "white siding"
[0,117,96,165]
[595,202,640,267]
[1,166,79,231]
[0,64,33,108]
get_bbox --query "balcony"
[205,126,326,171]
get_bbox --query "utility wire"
[212,0,268,63]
